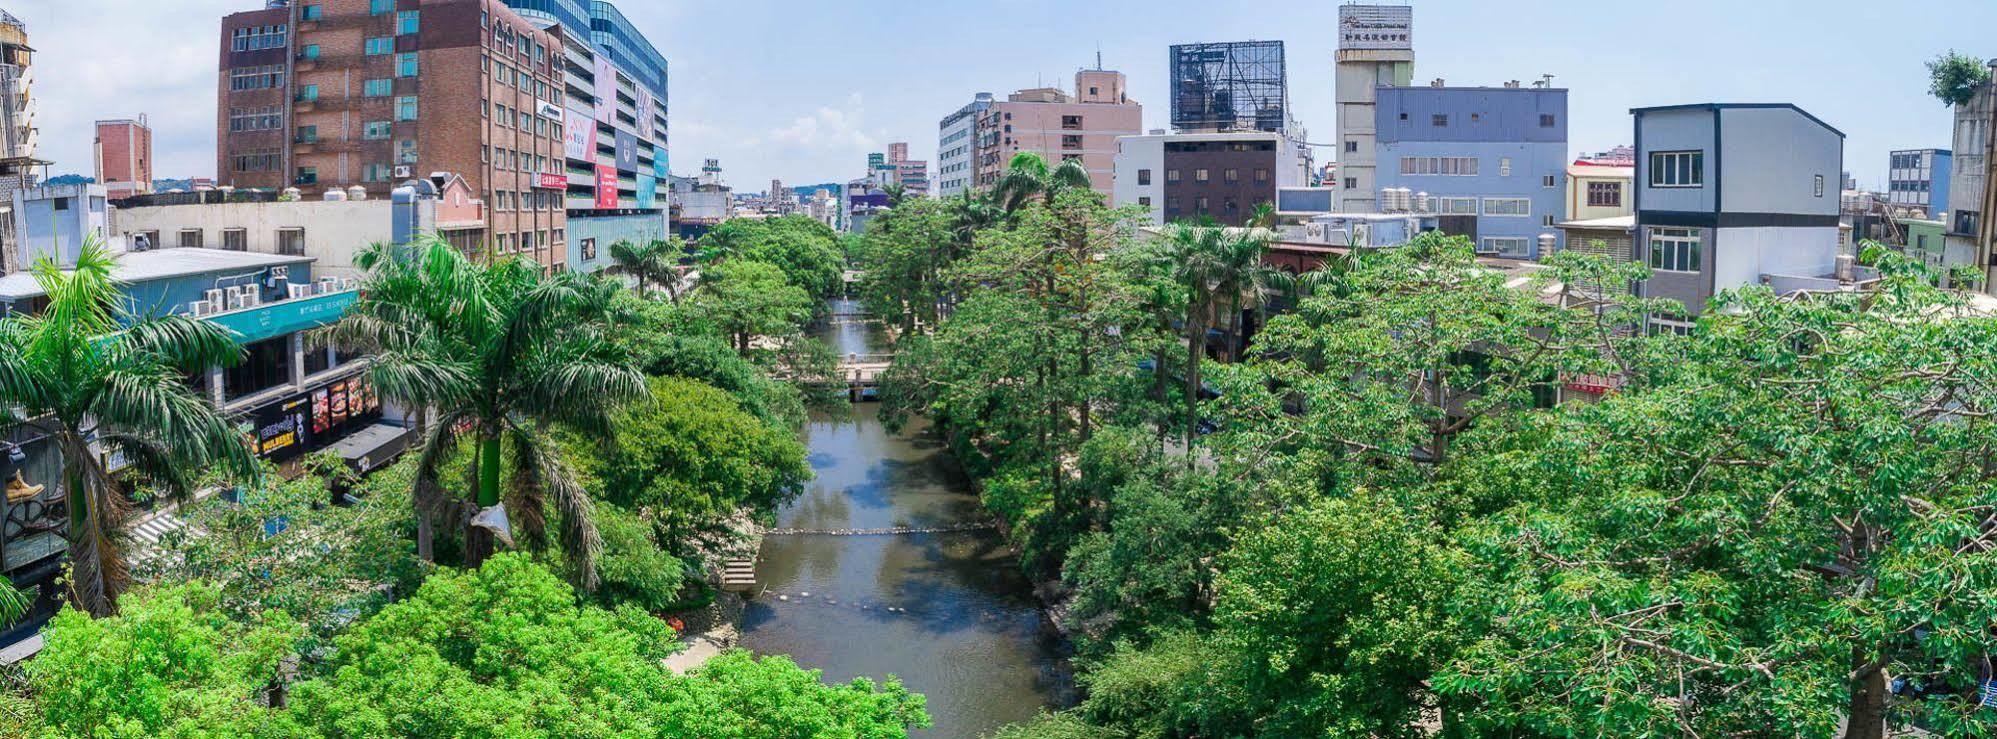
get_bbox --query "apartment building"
[93,117,154,199]
[215,0,670,273]
[970,69,1141,195]
[1114,130,1309,226]
[1632,103,1844,331]
[936,93,991,198]
[1374,84,1568,259]
[1886,148,1951,218]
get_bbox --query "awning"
[325,423,413,474]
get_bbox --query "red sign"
[594,164,619,208]
[1561,372,1625,396]
[536,172,567,190]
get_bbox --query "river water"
[736,299,1070,737]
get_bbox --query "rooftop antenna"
[1534,73,1556,89]
[1096,46,1103,71]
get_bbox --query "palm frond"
[510,424,600,591]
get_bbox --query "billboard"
[536,173,567,190]
[614,130,639,172]
[1337,5,1412,51]
[636,88,654,140]
[593,56,618,124]
[595,164,620,209]
[636,173,656,210]
[564,108,596,161]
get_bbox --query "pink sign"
[563,108,595,161]
[594,164,619,209]
[593,56,617,124]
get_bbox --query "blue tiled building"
[1373,85,1568,259]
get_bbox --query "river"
[735,299,1070,737]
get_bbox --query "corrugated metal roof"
[0,248,314,300]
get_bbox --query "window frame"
[1648,227,1701,273]
[1482,197,1531,217]
[1649,150,1704,188]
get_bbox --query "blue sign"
[206,290,357,344]
[636,173,657,210]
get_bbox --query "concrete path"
[663,623,738,674]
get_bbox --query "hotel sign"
[1337,5,1412,51]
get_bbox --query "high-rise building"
[214,0,671,274]
[967,68,1142,195]
[936,93,991,198]
[94,117,154,199]
[0,10,38,198]
[1333,4,1414,213]
[887,142,908,164]
[882,142,929,197]
[1169,41,1289,134]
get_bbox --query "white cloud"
[760,93,878,151]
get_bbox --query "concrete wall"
[1718,107,1839,217]
[11,185,108,269]
[109,199,402,278]
[1638,224,1713,316]
[1714,226,1838,294]
[1565,165,1632,222]
[1113,135,1163,224]
[565,211,668,273]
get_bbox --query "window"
[1650,150,1703,187]
[1167,169,1181,183]
[1399,157,1479,176]
[1137,169,1151,186]
[1195,196,1209,213]
[397,53,419,77]
[229,65,286,91]
[1195,168,1209,182]
[296,125,317,144]
[1256,168,1269,183]
[222,228,248,252]
[1814,174,1825,198]
[301,44,320,60]
[1542,174,1557,188]
[177,229,203,248]
[362,163,394,182]
[1138,196,1151,207]
[1061,134,1083,150]
[397,139,418,165]
[301,5,322,21]
[1345,140,1358,153]
[295,166,317,185]
[1587,181,1622,208]
[1649,228,1701,272]
[1167,196,1182,211]
[297,84,318,101]
[228,105,282,132]
[1439,197,1478,215]
[1432,114,1448,127]
[1499,157,1512,177]
[1061,115,1082,129]
[371,0,392,13]
[1539,114,1556,128]
[365,37,392,55]
[363,78,392,97]
[1481,237,1531,258]
[1217,168,1235,183]
[1543,215,1557,226]
[224,337,292,401]
[395,95,419,121]
[1648,318,1694,337]
[1483,198,1531,217]
[230,24,288,51]
[363,121,392,140]
[397,10,420,35]
[1344,177,1357,189]
[277,229,305,256]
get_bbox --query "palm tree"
[0,239,257,617]
[1209,225,1292,361]
[1151,223,1226,445]
[882,183,911,208]
[329,236,646,586]
[607,237,682,301]
[992,152,1092,214]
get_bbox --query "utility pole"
[1981,60,1997,291]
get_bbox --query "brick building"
[94,117,153,199]
[216,0,669,272]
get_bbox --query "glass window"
[222,228,248,251]
[1439,197,1479,215]
[1166,169,1181,183]
[1194,168,1209,182]
[297,84,317,102]
[397,10,420,35]
[224,337,293,401]
[365,37,392,55]
[296,125,317,143]
[1224,168,1238,182]
[301,44,320,60]
[1481,237,1531,258]
[1482,198,1531,217]
[395,96,419,121]
[363,78,392,97]
[371,0,392,13]
[177,228,202,248]
[1649,228,1701,272]
[1649,151,1704,188]
[397,53,419,77]
[1587,181,1622,207]
[277,229,306,257]
[1137,169,1150,186]
[301,4,322,21]
[364,121,392,140]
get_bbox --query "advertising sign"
[595,164,620,209]
[635,87,654,140]
[536,99,562,120]
[653,155,669,182]
[255,373,382,461]
[614,130,638,173]
[593,56,617,124]
[635,173,656,210]
[536,172,567,190]
[580,237,598,261]
[563,108,595,161]
[1337,5,1412,51]
[253,396,311,459]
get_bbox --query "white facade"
[108,198,450,279]
[936,94,991,198]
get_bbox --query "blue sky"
[16,0,1997,194]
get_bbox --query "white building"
[936,93,991,198]
[1333,4,1414,214]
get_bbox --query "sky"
[10,0,1997,194]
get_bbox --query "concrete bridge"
[835,353,894,402]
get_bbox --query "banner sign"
[635,173,656,210]
[635,87,654,140]
[593,56,617,124]
[614,130,639,172]
[563,108,595,161]
[536,99,562,120]
[242,373,383,462]
[595,164,620,209]
[536,172,567,190]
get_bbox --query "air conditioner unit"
[188,300,211,317]
[226,287,247,311]
[392,165,412,178]
[288,284,311,300]
[205,289,225,311]
[243,289,261,307]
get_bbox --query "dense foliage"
[884,156,1997,739]
[697,215,847,302]
[1928,50,1992,107]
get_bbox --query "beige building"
[972,69,1141,195]
[1564,160,1632,223]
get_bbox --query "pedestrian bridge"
[766,521,999,537]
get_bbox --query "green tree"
[992,151,1093,215]
[696,215,847,301]
[691,259,815,358]
[24,582,302,737]
[0,238,257,616]
[1928,50,1991,107]
[1439,253,1997,738]
[608,237,684,301]
[853,197,961,335]
[329,236,646,582]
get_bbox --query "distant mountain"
[790,183,841,198]
[44,174,94,186]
